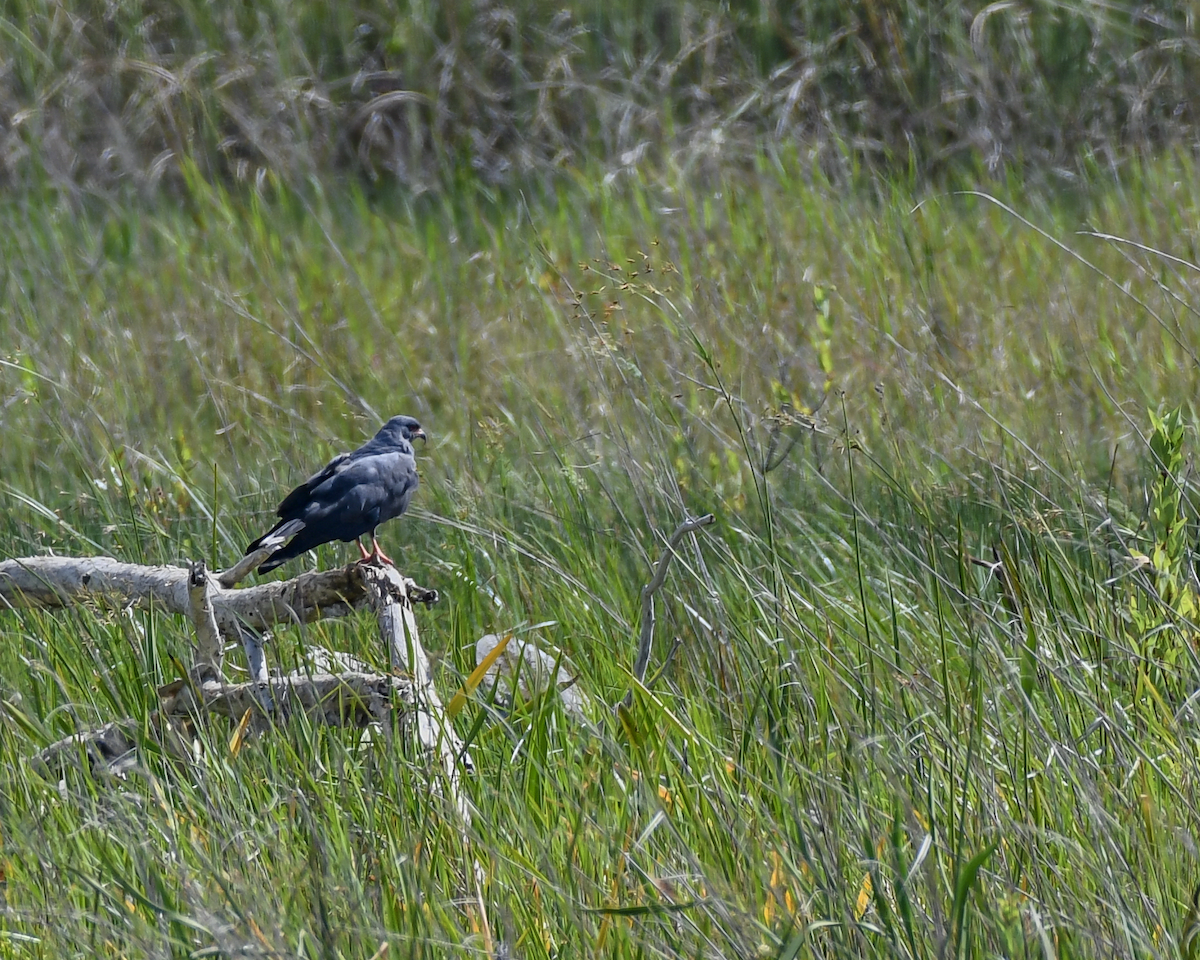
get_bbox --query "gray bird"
[245,415,425,574]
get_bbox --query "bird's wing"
[251,445,418,571]
[276,451,353,518]
[296,450,419,534]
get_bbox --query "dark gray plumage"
[246,415,425,574]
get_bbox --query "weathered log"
[163,672,415,726]
[4,554,451,778]
[0,555,436,633]
[13,551,486,934]
[32,672,420,777]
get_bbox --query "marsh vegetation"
[4,2,1200,957]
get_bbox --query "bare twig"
[215,519,307,588]
[239,625,270,685]
[216,544,274,588]
[645,637,684,688]
[625,514,715,707]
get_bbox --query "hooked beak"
[412,427,427,444]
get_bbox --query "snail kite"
[245,415,425,574]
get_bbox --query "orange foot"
[368,536,395,566]
[354,536,395,566]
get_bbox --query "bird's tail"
[256,540,308,574]
[245,517,306,565]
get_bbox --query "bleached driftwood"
[187,560,224,683]
[9,551,489,940]
[160,672,416,726]
[1,554,454,778]
[362,564,473,779]
[31,672,416,776]
[0,555,436,633]
[475,633,593,725]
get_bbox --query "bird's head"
[381,415,426,444]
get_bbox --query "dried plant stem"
[624,514,715,708]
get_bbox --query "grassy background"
[3,0,1200,192]
[3,154,1200,957]
[4,3,1200,959]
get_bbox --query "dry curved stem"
[623,513,715,709]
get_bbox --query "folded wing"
[248,449,418,573]
[275,451,353,517]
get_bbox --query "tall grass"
[2,151,1200,955]
[2,0,1199,195]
